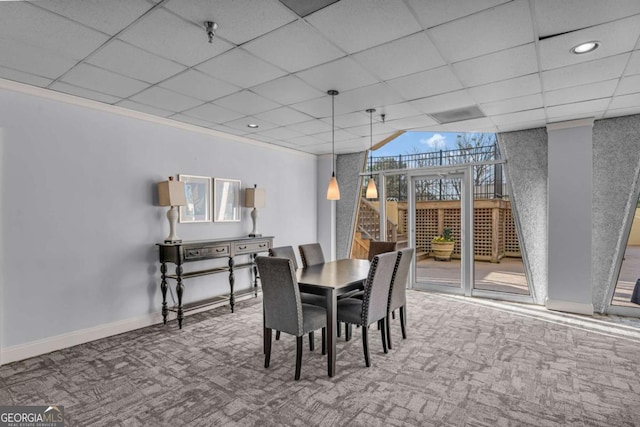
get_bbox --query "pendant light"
[326,89,340,200]
[365,108,378,199]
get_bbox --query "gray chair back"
[299,243,325,268]
[256,256,303,337]
[269,246,299,270]
[368,241,397,262]
[362,251,401,325]
[389,248,413,312]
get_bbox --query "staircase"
[352,198,408,259]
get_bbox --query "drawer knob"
[216,248,225,252]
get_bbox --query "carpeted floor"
[2,290,640,426]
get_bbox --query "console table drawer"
[234,239,271,255]
[185,244,230,260]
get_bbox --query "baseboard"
[0,293,258,366]
[545,298,594,315]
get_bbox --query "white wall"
[0,85,318,362]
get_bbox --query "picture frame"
[214,178,242,222]
[178,174,212,223]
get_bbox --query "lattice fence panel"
[473,208,493,258]
[416,208,438,254]
[504,206,521,256]
[443,208,461,256]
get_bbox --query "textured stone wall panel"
[336,152,366,259]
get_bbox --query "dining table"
[296,258,371,377]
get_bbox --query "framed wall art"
[178,174,212,223]
[214,178,241,222]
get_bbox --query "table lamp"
[158,176,187,243]
[244,184,265,237]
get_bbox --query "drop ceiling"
[1,0,639,155]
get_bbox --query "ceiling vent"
[430,106,486,124]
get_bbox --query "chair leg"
[295,336,303,381]
[380,318,388,354]
[264,328,272,368]
[362,326,370,367]
[345,324,352,341]
[309,331,314,351]
[337,321,341,338]
[386,313,392,350]
[276,330,281,340]
[400,306,407,339]
[392,310,396,320]
[321,327,326,355]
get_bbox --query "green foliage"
[433,227,454,242]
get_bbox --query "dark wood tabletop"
[296,258,370,290]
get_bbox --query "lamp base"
[164,238,182,244]
[248,233,262,238]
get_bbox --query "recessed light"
[247,123,259,128]
[571,41,599,54]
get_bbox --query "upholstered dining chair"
[269,246,325,348]
[298,243,325,268]
[386,247,413,350]
[367,241,397,261]
[336,251,401,367]
[256,256,327,381]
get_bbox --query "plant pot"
[432,241,455,261]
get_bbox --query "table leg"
[160,262,168,325]
[326,289,336,377]
[176,264,184,329]
[229,257,235,313]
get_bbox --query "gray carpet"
[2,290,640,426]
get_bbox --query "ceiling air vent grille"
[431,106,485,124]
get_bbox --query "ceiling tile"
[376,102,423,120]
[253,107,313,126]
[409,90,478,114]
[251,75,325,106]
[169,113,217,128]
[208,123,250,136]
[0,66,52,87]
[215,90,280,115]
[479,94,544,116]
[491,108,546,126]
[0,2,109,60]
[497,120,547,132]
[0,38,77,80]
[257,126,305,140]
[61,63,149,98]
[538,14,640,71]
[87,40,186,84]
[544,79,618,106]
[116,99,174,117]
[287,119,331,135]
[438,117,497,133]
[165,0,296,45]
[196,48,287,88]
[453,44,538,87]
[609,93,640,110]
[338,83,405,113]
[604,105,640,119]
[314,128,359,143]
[305,0,422,54]
[386,66,463,100]
[119,8,234,66]
[129,86,204,112]
[222,116,279,133]
[406,0,511,29]
[295,56,378,93]
[428,0,533,62]
[546,98,611,120]
[625,50,640,75]
[283,135,325,147]
[49,81,121,104]
[384,115,438,130]
[289,95,352,119]
[616,75,640,96]
[34,0,154,35]
[159,69,240,101]
[243,21,345,73]
[533,0,640,38]
[182,103,244,123]
[352,32,446,81]
[343,121,398,138]
[468,74,541,104]
[541,54,629,91]
[327,111,370,129]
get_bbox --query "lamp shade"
[245,187,266,208]
[365,178,378,199]
[158,178,186,207]
[326,174,340,200]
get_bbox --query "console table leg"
[160,263,168,325]
[176,264,184,329]
[229,257,235,313]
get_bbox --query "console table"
[157,236,273,328]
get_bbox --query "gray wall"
[497,128,548,304]
[336,152,366,260]
[592,114,640,312]
[0,88,318,349]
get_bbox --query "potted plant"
[432,228,455,261]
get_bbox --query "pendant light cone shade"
[326,89,340,200]
[365,108,378,199]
